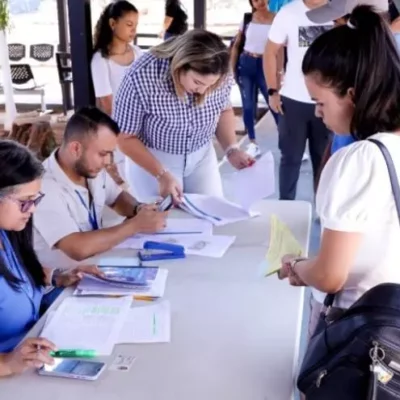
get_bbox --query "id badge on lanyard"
[75,190,99,231]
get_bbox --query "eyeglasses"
[9,192,45,213]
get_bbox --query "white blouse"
[239,21,271,55]
[91,44,143,98]
[316,133,400,309]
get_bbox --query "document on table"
[179,194,260,226]
[41,296,132,355]
[74,268,169,298]
[118,301,171,344]
[223,152,275,210]
[154,218,213,235]
[115,235,235,258]
[115,218,213,250]
[163,235,236,258]
[44,301,171,344]
[265,215,304,277]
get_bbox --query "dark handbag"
[297,139,400,400]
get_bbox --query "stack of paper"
[265,215,304,277]
[74,268,169,298]
[41,296,132,355]
[223,152,275,210]
[84,266,159,289]
[179,194,260,226]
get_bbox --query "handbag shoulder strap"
[324,138,400,308]
[369,138,400,220]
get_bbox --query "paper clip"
[138,241,186,262]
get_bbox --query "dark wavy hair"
[166,0,183,9]
[302,5,400,139]
[0,140,45,288]
[93,0,138,57]
[248,0,255,12]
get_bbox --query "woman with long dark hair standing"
[0,140,101,376]
[279,4,400,341]
[231,0,279,156]
[91,1,142,115]
[91,0,143,186]
[159,0,188,40]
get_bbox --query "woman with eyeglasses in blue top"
[0,140,102,377]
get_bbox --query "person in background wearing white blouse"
[231,0,279,157]
[278,5,400,338]
[91,0,143,185]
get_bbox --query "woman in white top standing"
[278,6,400,337]
[91,1,143,184]
[231,0,279,155]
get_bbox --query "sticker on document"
[109,355,137,372]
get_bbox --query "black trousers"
[278,96,331,200]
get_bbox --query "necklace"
[109,44,130,56]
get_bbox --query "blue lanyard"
[75,190,99,230]
[0,230,39,319]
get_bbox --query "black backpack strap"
[369,138,400,220]
[323,138,400,309]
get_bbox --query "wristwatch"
[133,203,142,216]
[267,88,278,96]
[290,257,308,274]
[50,268,67,287]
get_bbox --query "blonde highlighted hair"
[151,29,230,104]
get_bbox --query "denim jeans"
[237,53,279,140]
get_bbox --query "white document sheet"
[41,296,132,355]
[152,218,213,235]
[74,268,169,298]
[179,194,260,226]
[223,152,275,210]
[118,301,171,344]
[115,219,213,250]
[44,301,171,344]
[160,235,236,258]
[115,235,235,258]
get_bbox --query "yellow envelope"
[265,215,303,277]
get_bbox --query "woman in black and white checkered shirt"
[113,29,254,204]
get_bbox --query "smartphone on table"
[38,359,106,381]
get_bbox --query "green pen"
[50,349,97,358]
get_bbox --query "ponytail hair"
[302,5,400,139]
[93,0,138,57]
